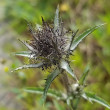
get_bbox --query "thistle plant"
[13,6,110,110]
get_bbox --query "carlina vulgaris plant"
[12,5,110,110]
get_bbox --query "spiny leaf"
[60,60,78,82]
[43,68,61,102]
[54,5,60,32]
[79,64,90,85]
[14,51,36,58]
[18,39,38,52]
[27,22,38,41]
[11,63,43,72]
[70,24,105,51]
[68,29,79,53]
[24,87,64,100]
[82,92,110,109]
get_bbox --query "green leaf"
[70,24,105,51]
[14,51,36,58]
[72,97,81,110]
[43,68,61,102]
[60,60,78,82]
[79,64,90,85]
[24,87,65,100]
[54,100,66,110]
[68,29,79,52]
[82,92,110,109]
[11,62,43,72]
[54,5,60,32]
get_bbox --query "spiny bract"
[14,6,76,70]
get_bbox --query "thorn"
[72,29,79,40]
[27,22,39,41]
[41,16,45,25]
[18,38,23,44]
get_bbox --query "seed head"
[28,16,69,69]
[16,6,76,70]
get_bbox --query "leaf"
[27,22,38,41]
[24,87,65,100]
[70,24,105,51]
[14,51,36,58]
[18,39,38,52]
[82,92,110,109]
[11,62,43,72]
[79,64,90,85]
[43,68,61,102]
[54,5,60,32]
[68,29,79,52]
[60,60,78,82]
[53,100,64,110]
[72,97,81,110]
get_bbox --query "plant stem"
[70,100,74,110]
[62,71,81,110]
[73,97,80,110]
[62,71,70,94]
[62,72,74,110]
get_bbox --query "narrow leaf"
[54,5,60,32]
[12,63,43,72]
[14,51,36,58]
[82,92,110,109]
[68,29,79,52]
[27,22,38,41]
[43,68,61,101]
[18,39,38,52]
[24,87,64,100]
[79,64,90,85]
[70,24,105,51]
[60,60,78,82]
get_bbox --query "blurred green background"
[0,0,110,110]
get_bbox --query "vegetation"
[0,0,110,110]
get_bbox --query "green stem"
[70,100,74,110]
[73,97,80,110]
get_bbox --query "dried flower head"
[12,6,106,108]
[14,6,102,72]
[28,17,68,69]
[14,6,75,70]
